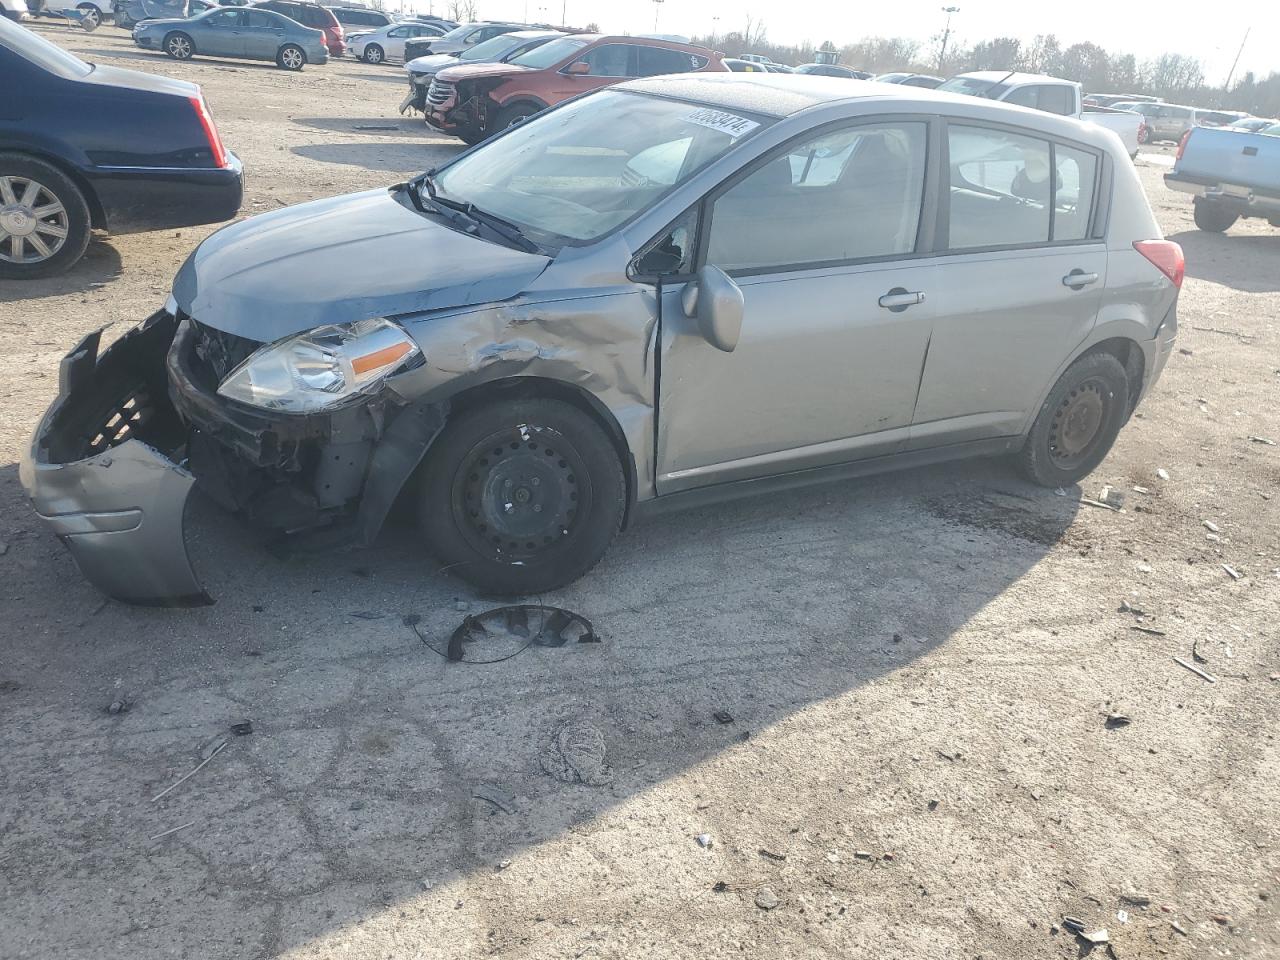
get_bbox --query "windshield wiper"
[414,172,541,254]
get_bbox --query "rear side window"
[707,122,928,272]
[1052,144,1098,241]
[948,126,1051,247]
[637,46,705,76]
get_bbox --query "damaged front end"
[21,310,446,605]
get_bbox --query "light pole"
[938,6,959,73]
[711,14,719,43]
[1224,26,1250,89]
[652,0,663,32]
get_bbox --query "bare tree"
[447,0,477,22]
[740,14,767,52]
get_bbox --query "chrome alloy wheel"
[0,177,69,265]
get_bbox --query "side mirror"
[566,60,590,75]
[680,265,744,353]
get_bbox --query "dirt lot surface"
[2,23,1278,960]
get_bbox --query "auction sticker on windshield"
[683,108,760,138]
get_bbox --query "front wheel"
[164,31,194,59]
[277,43,305,70]
[493,102,539,134]
[361,43,383,64]
[417,398,626,595]
[1017,352,1130,487]
[1193,199,1238,233]
[76,3,101,29]
[457,128,486,146]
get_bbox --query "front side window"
[948,125,1051,248]
[432,91,770,245]
[209,9,241,27]
[1038,86,1077,115]
[579,43,633,77]
[387,26,408,38]
[706,122,928,272]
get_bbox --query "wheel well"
[1083,337,1145,413]
[0,149,105,230]
[444,376,638,525]
[496,98,548,117]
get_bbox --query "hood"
[134,16,188,28]
[405,52,459,75]
[436,60,530,83]
[81,62,198,98]
[173,189,552,342]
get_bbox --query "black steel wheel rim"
[1048,377,1109,469]
[451,424,590,563]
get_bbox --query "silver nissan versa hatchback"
[21,74,1182,604]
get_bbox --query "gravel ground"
[1,23,1277,960]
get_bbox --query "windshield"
[0,15,93,78]
[509,35,588,69]
[431,90,770,245]
[460,32,539,62]
[937,76,1010,99]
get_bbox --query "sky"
[408,0,1278,84]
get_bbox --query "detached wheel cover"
[0,176,70,265]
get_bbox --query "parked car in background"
[1112,101,1197,142]
[350,18,449,63]
[1,0,28,19]
[762,62,794,73]
[20,74,1182,603]
[251,0,342,56]
[1195,109,1247,128]
[875,72,943,88]
[401,29,562,115]
[1225,116,1277,133]
[795,62,870,79]
[425,34,727,144]
[391,20,525,63]
[939,72,1145,158]
[1166,125,1280,232]
[0,16,241,277]
[725,57,768,72]
[1083,93,1158,107]
[328,4,391,35]
[133,5,328,69]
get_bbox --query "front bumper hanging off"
[20,311,446,606]
[19,313,210,605]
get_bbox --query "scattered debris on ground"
[539,716,613,786]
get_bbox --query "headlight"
[217,318,420,413]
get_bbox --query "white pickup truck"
[938,71,1146,159]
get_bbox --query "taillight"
[1134,239,1185,290]
[1176,129,1191,160]
[189,94,228,169]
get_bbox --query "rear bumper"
[88,151,244,234]
[1164,174,1280,217]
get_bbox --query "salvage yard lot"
[2,23,1278,960]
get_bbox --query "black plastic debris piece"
[440,605,598,664]
[1104,713,1132,729]
[106,698,129,715]
[713,710,734,725]
[350,611,385,620]
[230,720,253,736]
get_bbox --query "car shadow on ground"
[77,46,288,72]
[291,140,462,170]
[0,238,122,303]
[1169,229,1280,293]
[291,116,429,137]
[0,450,1084,956]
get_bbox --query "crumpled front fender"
[20,313,211,606]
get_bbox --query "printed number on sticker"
[683,108,760,138]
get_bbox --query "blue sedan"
[132,7,328,70]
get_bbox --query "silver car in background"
[21,76,1183,603]
[400,29,562,115]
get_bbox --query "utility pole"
[711,15,719,43]
[652,0,663,32]
[938,6,960,73]
[1224,26,1250,90]
[561,0,565,26]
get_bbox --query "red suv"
[425,34,727,144]
[252,0,344,57]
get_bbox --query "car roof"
[619,74,1122,149]
[951,70,1077,86]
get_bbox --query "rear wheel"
[0,154,92,279]
[277,43,306,70]
[1018,352,1129,487]
[164,31,194,59]
[362,43,383,64]
[417,398,626,595]
[76,3,101,29]
[1193,198,1238,233]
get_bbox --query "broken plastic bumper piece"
[19,312,211,606]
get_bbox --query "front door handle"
[1063,270,1100,289]
[878,288,926,312]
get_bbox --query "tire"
[1017,351,1130,488]
[115,12,134,29]
[0,153,92,279]
[164,31,194,60]
[1193,199,1237,233]
[277,43,306,70]
[361,43,383,64]
[417,398,626,595]
[76,3,101,29]
[494,102,540,134]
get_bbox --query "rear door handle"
[878,288,926,311]
[1063,270,1100,289]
